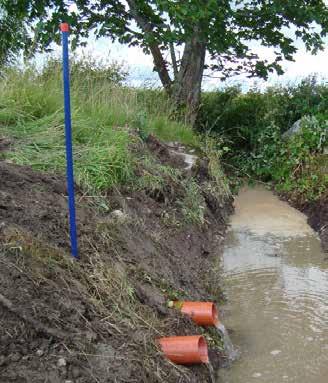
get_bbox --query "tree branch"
[126,0,172,92]
[169,42,178,80]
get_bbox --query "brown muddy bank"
[0,137,232,383]
[282,192,328,252]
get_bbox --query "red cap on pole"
[60,23,69,32]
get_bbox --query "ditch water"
[216,323,238,361]
[218,185,328,383]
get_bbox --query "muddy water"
[219,186,328,383]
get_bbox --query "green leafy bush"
[229,116,327,200]
[199,76,328,201]
[198,76,328,146]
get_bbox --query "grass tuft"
[0,59,198,191]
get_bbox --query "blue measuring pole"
[60,23,79,259]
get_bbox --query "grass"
[0,59,231,227]
[0,60,198,192]
[0,60,230,383]
[178,179,206,225]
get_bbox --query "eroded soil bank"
[0,137,232,383]
[288,194,328,252]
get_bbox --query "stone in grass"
[36,349,44,357]
[57,357,67,367]
[109,209,129,223]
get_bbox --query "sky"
[46,2,328,91]
[69,36,328,91]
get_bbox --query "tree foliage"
[1,1,328,120]
[3,1,328,75]
[0,6,29,67]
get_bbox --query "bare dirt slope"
[0,138,232,383]
[298,194,328,252]
[282,190,328,252]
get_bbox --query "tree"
[0,6,28,68]
[2,0,328,123]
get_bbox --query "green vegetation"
[1,57,325,204]
[179,179,206,226]
[0,58,232,382]
[0,8,28,67]
[0,58,232,229]
[3,1,328,123]
[0,58,197,192]
[199,77,328,201]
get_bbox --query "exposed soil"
[0,138,232,382]
[290,193,328,252]
[0,137,11,154]
[145,134,187,169]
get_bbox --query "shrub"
[198,76,328,149]
[199,76,328,201]
[229,116,328,200]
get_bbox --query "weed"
[179,179,206,226]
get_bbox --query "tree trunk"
[173,32,207,126]
[127,0,206,125]
[149,43,172,94]
[127,0,172,93]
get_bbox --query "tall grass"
[0,60,197,191]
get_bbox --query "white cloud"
[69,36,327,90]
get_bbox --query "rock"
[282,116,328,154]
[57,357,67,367]
[110,209,128,223]
[282,119,302,139]
[36,349,44,357]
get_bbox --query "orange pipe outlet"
[180,302,220,327]
[159,335,209,365]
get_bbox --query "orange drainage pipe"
[173,301,220,327]
[159,335,209,365]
